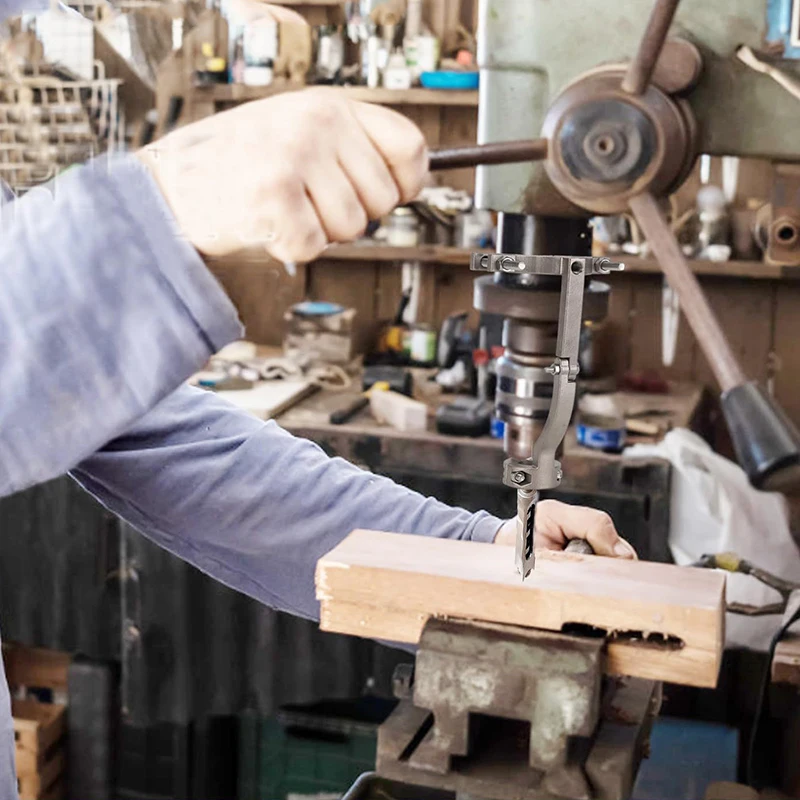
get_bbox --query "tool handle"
[429,138,548,171]
[565,539,594,555]
[329,396,369,425]
[621,0,681,95]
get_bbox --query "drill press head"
[472,0,800,494]
[471,253,624,576]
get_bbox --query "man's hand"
[137,88,428,262]
[494,500,637,559]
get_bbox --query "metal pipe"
[621,0,681,96]
[429,138,548,171]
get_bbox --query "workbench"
[278,382,706,563]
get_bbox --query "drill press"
[429,0,800,577]
[340,2,800,798]
[470,251,623,576]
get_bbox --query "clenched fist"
[494,500,638,559]
[137,88,428,262]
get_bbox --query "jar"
[386,207,420,247]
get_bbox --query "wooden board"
[3,644,69,693]
[316,530,726,688]
[13,698,66,798]
[17,748,63,800]
[215,381,316,420]
[773,632,800,686]
[773,282,800,428]
[12,700,65,759]
[692,279,774,389]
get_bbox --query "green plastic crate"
[238,698,395,800]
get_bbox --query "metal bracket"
[497,257,592,494]
[471,253,624,277]
[504,458,562,490]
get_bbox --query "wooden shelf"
[621,255,790,280]
[320,244,796,279]
[203,83,479,107]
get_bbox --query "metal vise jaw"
[377,618,661,800]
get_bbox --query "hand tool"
[329,395,369,425]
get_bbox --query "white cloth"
[625,429,800,650]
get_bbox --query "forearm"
[0,156,242,496]
[73,385,503,621]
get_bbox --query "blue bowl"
[420,71,479,90]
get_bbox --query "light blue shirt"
[0,22,502,799]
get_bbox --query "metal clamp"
[470,253,624,277]
[504,459,563,490]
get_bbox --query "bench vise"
[374,618,661,800]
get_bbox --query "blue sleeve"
[72,385,504,621]
[0,0,47,15]
[0,155,242,496]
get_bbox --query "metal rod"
[429,138,549,171]
[621,0,681,95]
[629,192,745,392]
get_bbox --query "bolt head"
[499,256,521,272]
[512,472,526,484]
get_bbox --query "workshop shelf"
[318,245,796,279]
[204,83,479,107]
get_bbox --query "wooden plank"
[432,265,479,328]
[17,749,64,800]
[308,261,379,354]
[3,645,69,693]
[692,279,774,389]
[628,275,696,382]
[375,264,404,322]
[601,273,635,381]
[316,530,726,688]
[205,84,479,107]
[205,250,307,347]
[620,256,789,280]
[773,633,800,686]
[436,105,478,193]
[227,243,798,279]
[343,87,478,107]
[396,105,442,154]
[12,700,65,759]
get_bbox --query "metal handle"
[621,0,681,95]
[628,192,745,392]
[565,539,595,555]
[429,138,549,171]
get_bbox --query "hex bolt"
[499,256,521,272]
[512,472,526,484]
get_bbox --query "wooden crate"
[13,698,65,800]
[3,645,70,697]
[3,644,70,800]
